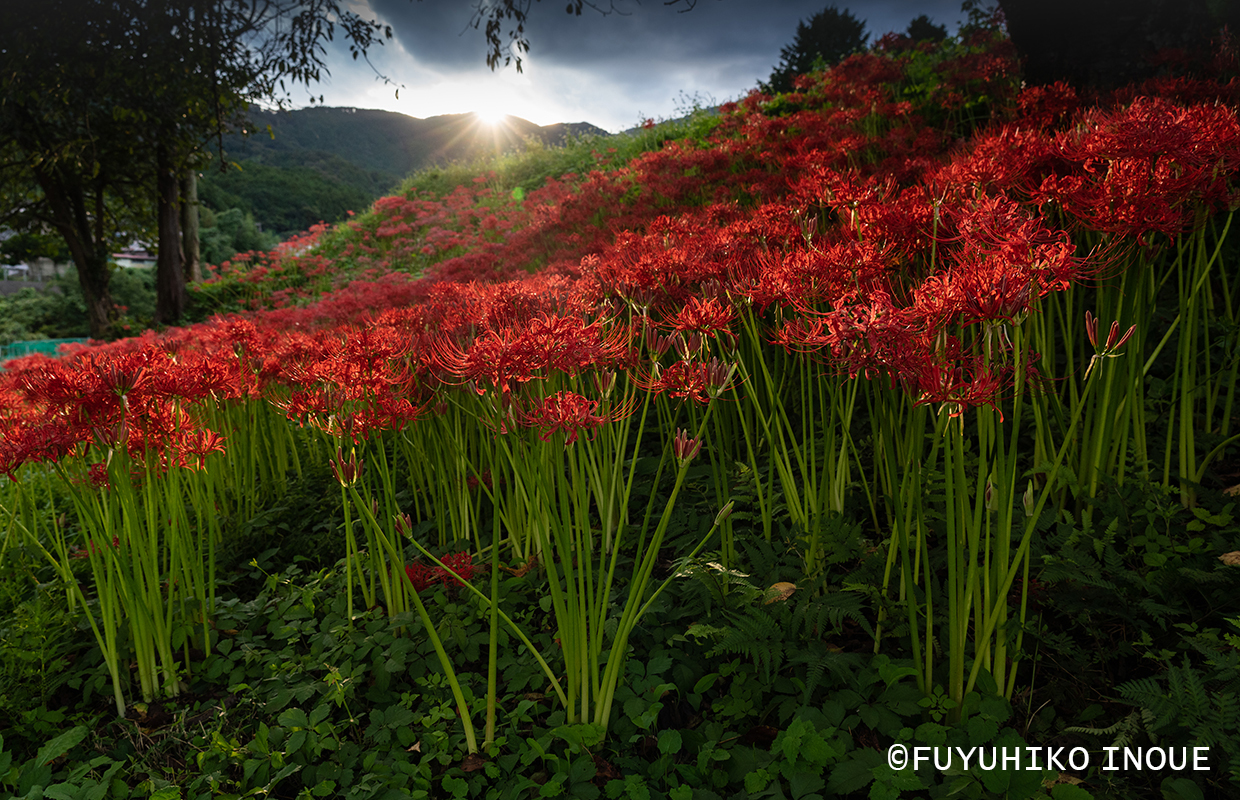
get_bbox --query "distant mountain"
[199,107,609,237]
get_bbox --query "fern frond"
[706,607,786,680]
[792,643,864,703]
[794,589,874,639]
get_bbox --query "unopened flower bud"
[706,358,738,398]
[330,447,362,486]
[673,428,702,465]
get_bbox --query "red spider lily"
[666,296,738,347]
[404,563,436,593]
[430,314,629,397]
[671,331,704,361]
[87,463,111,488]
[94,357,150,405]
[633,360,719,405]
[517,390,608,446]
[174,428,228,471]
[69,535,121,560]
[1014,82,1079,130]
[1038,98,1240,240]
[642,325,675,359]
[405,551,476,593]
[704,357,740,398]
[907,351,1007,419]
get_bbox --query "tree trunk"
[181,169,202,283]
[155,145,186,324]
[33,165,116,338]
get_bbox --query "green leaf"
[693,673,719,694]
[35,726,88,767]
[286,729,307,754]
[744,768,771,794]
[1007,761,1047,800]
[278,708,309,729]
[828,750,882,795]
[549,723,606,750]
[149,788,182,800]
[622,774,650,800]
[875,656,919,687]
[309,704,330,727]
[965,716,998,747]
[657,729,682,755]
[915,722,949,746]
[646,656,673,676]
[668,786,693,800]
[1160,777,1205,800]
[569,754,597,785]
[789,769,826,799]
[1051,785,1095,800]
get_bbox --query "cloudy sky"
[308,0,970,132]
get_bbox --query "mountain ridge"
[199,107,610,236]
[224,106,610,182]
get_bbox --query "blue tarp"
[0,338,88,363]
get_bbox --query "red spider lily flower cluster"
[405,551,477,593]
[0,30,1235,474]
[517,390,615,446]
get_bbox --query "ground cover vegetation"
[1,21,1240,800]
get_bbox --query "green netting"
[0,338,88,363]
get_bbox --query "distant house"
[112,246,156,269]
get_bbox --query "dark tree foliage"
[998,0,1239,88]
[905,14,948,44]
[0,2,159,336]
[198,159,379,239]
[763,6,868,95]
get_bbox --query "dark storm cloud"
[316,0,970,131]
[371,0,966,79]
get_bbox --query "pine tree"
[764,6,868,94]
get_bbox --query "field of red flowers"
[2,27,1239,800]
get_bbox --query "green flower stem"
[406,576,479,754]
[964,347,1106,701]
[593,407,716,728]
[403,536,569,710]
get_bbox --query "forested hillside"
[199,107,608,236]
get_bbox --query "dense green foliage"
[198,155,395,240]
[198,158,384,240]
[198,208,281,269]
[0,267,156,347]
